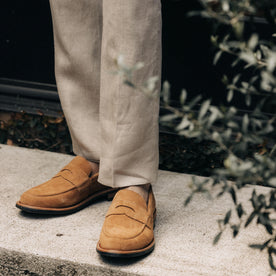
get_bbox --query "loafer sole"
[15,188,118,215]
[96,239,155,258]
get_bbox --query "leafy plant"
[116,0,276,270]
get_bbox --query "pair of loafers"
[16,156,156,258]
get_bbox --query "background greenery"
[162,0,276,271]
[115,0,276,271]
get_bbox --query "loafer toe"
[16,156,118,214]
[97,187,156,257]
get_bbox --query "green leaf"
[162,81,170,104]
[245,94,251,106]
[242,114,249,133]
[249,244,263,250]
[124,80,135,88]
[227,90,234,102]
[160,114,178,122]
[176,116,190,131]
[208,107,223,126]
[267,55,276,72]
[256,50,262,60]
[233,74,241,84]
[233,21,244,39]
[227,121,239,129]
[199,99,211,120]
[236,203,244,218]
[229,187,237,204]
[180,89,187,105]
[248,34,258,50]
[268,178,276,187]
[214,51,223,65]
[265,223,273,235]
[188,95,202,109]
[245,212,256,227]
[251,189,258,210]
[269,252,276,271]
[213,231,223,245]
[210,35,218,46]
[221,0,229,12]
[240,52,256,65]
[184,194,193,206]
[270,144,276,156]
[249,239,271,251]
[224,210,232,225]
[222,75,228,85]
[231,58,240,67]
[231,224,240,238]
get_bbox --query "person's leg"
[16,0,119,215]
[98,0,162,192]
[50,0,102,166]
[97,0,162,257]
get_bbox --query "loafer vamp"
[16,157,120,214]
[25,177,78,197]
[103,213,147,239]
[19,188,80,208]
[18,156,96,208]
[100,215,153,251]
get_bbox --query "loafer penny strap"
[106,199,151,227]
[52,167,89,188]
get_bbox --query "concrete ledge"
[0,144,272,275]
[0,249,137,276]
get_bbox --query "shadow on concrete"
[99,253,151,266]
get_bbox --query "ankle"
[126,184,150,203]
[88,161,99,175]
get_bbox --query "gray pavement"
[0,144,273,275]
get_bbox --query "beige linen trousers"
[49,0,162,188]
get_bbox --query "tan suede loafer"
[16,156,118,215]
[96,186,156,258]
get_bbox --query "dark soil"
[0,112,225,177]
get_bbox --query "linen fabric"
[49,0,162,188]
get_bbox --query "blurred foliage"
[180,0,276,271]
[116,0,276,271]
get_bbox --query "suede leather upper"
[18,156,111,209]
[98,188,156,252]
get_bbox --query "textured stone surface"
[0,144,272,275]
